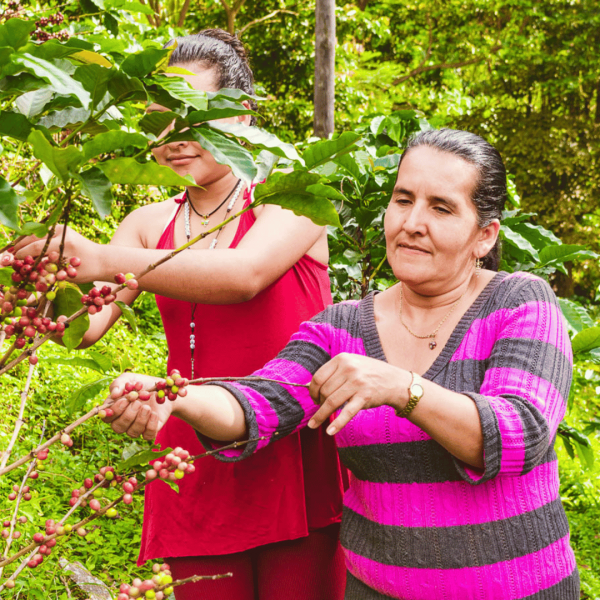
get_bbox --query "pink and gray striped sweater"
[200,272,579,599]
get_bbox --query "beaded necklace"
[183,179,243,378]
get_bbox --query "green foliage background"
[0,0,599,598]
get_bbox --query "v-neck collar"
[357,272,510,380]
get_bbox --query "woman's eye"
[395,197,411,205]
[434,205,451,214]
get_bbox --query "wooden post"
[314,0,336,138]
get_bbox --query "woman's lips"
[169,156,197,166]
[398,244,430,255]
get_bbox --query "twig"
[238,10,298,37]
[190,375,309,389]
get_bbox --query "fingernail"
[308,419,315,429]
[326,425,336,436]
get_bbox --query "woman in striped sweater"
[106,129,578,599]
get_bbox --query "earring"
[475,257,482,277]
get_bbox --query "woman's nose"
[402,202,427,234]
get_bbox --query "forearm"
[395,381,484,469]
[96,245,259,304]
[171,384,248,441]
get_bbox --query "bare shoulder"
[112,198,180,249]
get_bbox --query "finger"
[143,412,160,441]
[126,404,152,438]
[110,400,142,434]
[12,235,44,254]
[317,372,355,407]
[309,359,340,402]
[14,239,48,259]
[101,398,129,423]
[325,395,367,435]
[308,385,354,429]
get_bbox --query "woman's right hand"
[102,373,173,441]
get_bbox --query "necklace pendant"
[429,340,437,350]
[201,218,209,227]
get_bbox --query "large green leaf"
[538,244,597,266]
[302,132,362,170]
[208,122,303,163]
[121,48,171,79]
[37,107,91,129]
[78,167,114,219]
[187,100,257,123]
[206,88,263,104]
[104,0,155,14]
[254,171,341,228]
[0,19,35,51]
[558,298,594,335]
[53,284,90,351]
[12,53,90,109]
[107,71,146,104]
[151,75,208,111]
[174,127,257,182]
[73,64,113,109]
[572,327,600,355]
[15,88,53,118]
[97,158,196,187]
[69,50,112,68]
[0,110,33,141]
[500,226,540,262]
[28,130,83,183]
[115,300,138,334]
[139,111,177,137]
[67,376,112,412]
[22,40,81,62]
[82,131,148,161]
[45,354,110,373]
[117,445,172,472]
[0,175,20,230]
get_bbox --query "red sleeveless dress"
[138,194,346,563]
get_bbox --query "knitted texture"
[198,272,579,599]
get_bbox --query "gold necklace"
[398,283,469,350]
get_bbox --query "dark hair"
[165,29,257,125]
[399,128,506,271]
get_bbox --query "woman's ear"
[476,219,501,257]
[236,100,253,127]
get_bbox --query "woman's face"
[384,145,498,294]
[148,67,248,187]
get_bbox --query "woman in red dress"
[14,30,346,600]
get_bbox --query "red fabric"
[168,523,346,600]
[139,194,346,563]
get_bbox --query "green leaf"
[0,19,35,51]
[572,327,600,355]
[151,75,208,111]
[0,175,20,229]
[82,131,149,161]
[73,64,113,109]
[187,100,256,122]
[45,355,110,373]
[558,298,594,334]
[121,48,171,79]
[206,88,263,103]
[117,445,172,472]
[12,53,90,109]
[86,350,113,372]
[27,130,83,183]
[37,107,91,129]
[302,132,362,170]
[18,221,47,237]
[254,171,341,228]
[500,226,540,262]
[115,300,138,334]
[67,376,112,412]
[107,71,146,104]
[175,127,257,182]
[0,110,33,141]
[104,0,155,14]
[69,50,112,68]
[78,167,114,219]
[53,284,90,351]
[139,111,177,137]
[538,244,597,266]
[208,122,303,164]
[97,158,196,187]
[15,88,53,118]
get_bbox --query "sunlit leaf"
[28,130,83,183]
[115,300,138,334]
[82,131,148,161]
[572,327,600,355]
[67,376,112,412]
[117,445,172,472]
[73,64,113,109]
[302,132,362,170]
[0,18,35,51]
[151,75,208,111]
[121,48,171,79]
[70,50,112,68]
[538,244,597,266]
[97,158,196,187]
[15,88,53,118]
[558,298,594,335]
[78,167,114,219]
[254,171,341,227]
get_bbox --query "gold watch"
[395,372,424,418]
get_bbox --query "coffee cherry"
[125,278,139,290]
[84,478,93,489]
[18,515,27,524]
[33,532,45,543]
[114,273,126,284]
[66,266,77,278]
[12,530,21,539]
[1,529,9,539]
[106,507,117,518]
[76,527,87,537]
[145,469,158,481]
[29,471,39,479]
[23,491,32,500]
[89,499,101,511]
[123,494,133,504]
[70,256,81,267]
[8,492,17,501]
[4,579,15,589]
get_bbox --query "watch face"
[411,383,424,399]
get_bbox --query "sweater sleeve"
[454,275,573,484]
[195,313,335,461]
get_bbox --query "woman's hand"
[12,225,102,283]
[102,373,173,441]
[308,353,411,435]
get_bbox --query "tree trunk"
[314,0,336,138]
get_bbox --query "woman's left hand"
[308,353,411,435]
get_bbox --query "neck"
[398,272,475,312]
[186,172,241,213]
